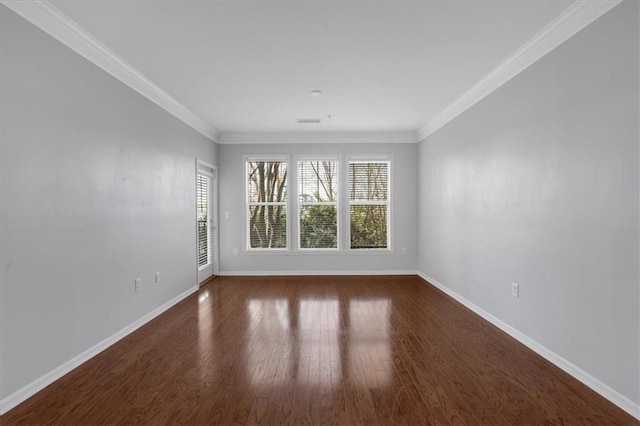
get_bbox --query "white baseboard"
[0,285,199,415]
[218,269,417,276]
[416,271,640,420]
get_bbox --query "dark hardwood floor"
[1,275,637,425]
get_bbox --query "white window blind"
[247,160,288,249]
[197,173,210,267]
[298,160,338,249]
[348,161,389,249]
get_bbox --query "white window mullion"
[298,201,337,206]
[290,159,298,251]
[248,202,288,207]
[347,200,388,206]
[341,156,349,251]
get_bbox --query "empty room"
[0,0,638,424]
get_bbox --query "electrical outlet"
[401,247,407,255]
[511,283,519,298]
[225,211,230,219]
[155,272,161,283]
[233,248,239,255]
[135,278,142,293]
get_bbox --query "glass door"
[197,161,217,284]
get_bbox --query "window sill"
[244,249,394,256]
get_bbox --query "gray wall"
[418,0,639,405]
[0,7,217,399]
[218,143,418,273]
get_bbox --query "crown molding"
[2,0,620,145]
[1,0,219,142]
[218,131,418,144]
[417,0,622,142]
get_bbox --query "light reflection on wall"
[245,299,292,387]
[348,299,392,388]
[298,299,340,387]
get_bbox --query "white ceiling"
[50,0,574,135]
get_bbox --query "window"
[246,159,288,249]
[197,173,211,267]
[349,160,390,249]
[298,160,338,249]
[244,156,391,253]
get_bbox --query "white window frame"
[241,154,393,255]
[296,156,340,251]
[244,155,290,251]
[346,155,392,252]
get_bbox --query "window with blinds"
[298,160,338,249]
[247,160,288,249]
[349,160,389,249]
[197,173,210,267]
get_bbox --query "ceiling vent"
[297,118,321,124]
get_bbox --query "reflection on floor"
[244,297,391,390]
[1,275,635,425]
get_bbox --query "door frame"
[196,158,219,285]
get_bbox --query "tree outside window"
[247,160,288,249]
[298,160,338,249]
[349,161,389,249]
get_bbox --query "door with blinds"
[197,160,217,284]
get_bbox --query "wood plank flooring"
[1,275,637,425]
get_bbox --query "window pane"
[197,174,209,266]
[249,205,287,248]
[350,205,387,249]
[349,162,388,201]
[298,160,337,203]
[300,205,337,249]
[248,161,288,203]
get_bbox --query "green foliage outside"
[349,162,388,249]
[300,205,337,248]
[249,205,287,248]
[197,221,208,265]
[350,205,387,249]
[248,160,388,250]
